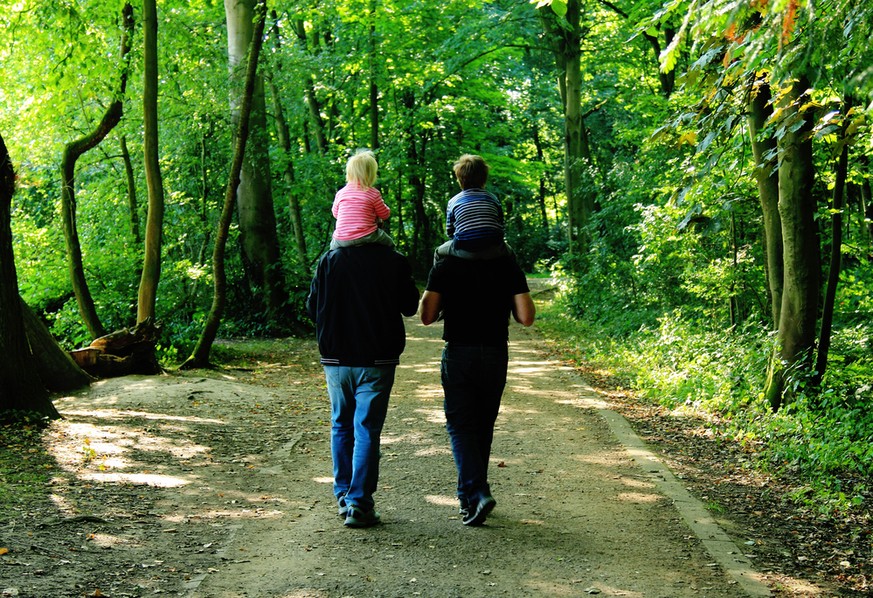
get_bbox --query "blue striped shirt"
[445,188,504,243]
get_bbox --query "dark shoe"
[458,497,470,518]
[337,495,348,517]
[462,495,496,526]
[344,506,381,528]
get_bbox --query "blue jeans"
[324,365,395,512]
[440,344,508,506]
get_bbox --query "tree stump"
[70,319,162,378]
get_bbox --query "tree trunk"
[0,133,60,421]
[182,0,267,369]
[120,136,141,246]
[21,299,93,392]
[747,76,783,328]
[294,19,328,154]
[137,0,165,324]
[541,0,589,257]
[814,102,852,386]
[764,77,820,411]
[368,0,380,151]
[533,124,550,232]
[59,2,134,340]
[226,0,286,317]
[267,14,308,273]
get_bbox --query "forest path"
[4,308,777,598]
[184,318,766,598]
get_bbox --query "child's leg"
[331,229,394,249]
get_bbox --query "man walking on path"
[419,252,535,525]
[307,244,420,528]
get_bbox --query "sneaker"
[337,495,348,517]
[462,495,496,526]
[344,506,381,528]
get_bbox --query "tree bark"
[182,0,267,369]
[747,76,783,328]
[541,0,591,257]
[368,0,380,151]
[226,0,287,317]
[59,2,134,340]
[764,77,820,411]
[137,0,165,324]
[0,133,61,421]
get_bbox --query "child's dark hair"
[452,154,489,189]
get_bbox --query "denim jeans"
[440,343,508,506]
[324,365,396,512]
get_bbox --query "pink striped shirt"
[332,183,391,241]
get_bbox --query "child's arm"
[373,189,391,220]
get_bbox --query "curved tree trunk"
[60,2,134,340]
[182,0,267,369]
[137,0,166,324]
[226,0,287,317]
[764,77,820,411]
[1,133,60,421]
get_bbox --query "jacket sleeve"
[306,256,323,323]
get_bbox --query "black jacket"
[306,245,420,366]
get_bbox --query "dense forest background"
[1,0,871,512]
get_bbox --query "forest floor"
[1,284,870,597]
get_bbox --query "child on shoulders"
[434,154,511,262]
[331,149,394,250]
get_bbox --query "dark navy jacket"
[306,245,419,367]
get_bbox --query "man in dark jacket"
[306,244,419,527]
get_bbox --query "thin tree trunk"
[368,0,380,151]
[533,124,549,232]
[267,13,308,273]
[747,75,783,328]
[120,136,141,246]
[814,102,852,386]
[137,0,165,324]
[294,20,328,154]
[59,2,134,340]
[182,0,267,369]
[0,133,60,420]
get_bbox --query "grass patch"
[535,293,873,514]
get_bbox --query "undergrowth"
[535,293,873,514]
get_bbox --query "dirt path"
[5,318,776,597]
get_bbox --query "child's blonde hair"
[346,149,378,188]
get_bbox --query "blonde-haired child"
[330,150,394,249]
